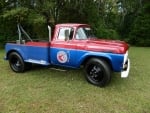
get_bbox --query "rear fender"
[6,49,27,61]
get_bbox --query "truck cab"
[5,23,130,87]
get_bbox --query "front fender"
[77,51,112,67]
[76,51,124,72]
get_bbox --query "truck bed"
[5,41,50,65]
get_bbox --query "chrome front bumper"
[121,58,130,78]
[121,51,130,78]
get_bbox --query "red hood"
[85,38,129,54]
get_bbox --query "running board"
[49,67,67,72]
[25,59,50,65]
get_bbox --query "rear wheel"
[85,58,111,87]
[8,52,26,73]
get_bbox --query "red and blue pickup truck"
[4,23,130,87]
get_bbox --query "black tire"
[85,58,111,87]
[8,52,26,73]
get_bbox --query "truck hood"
[86,38,129,54]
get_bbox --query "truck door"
[50,27,78,68]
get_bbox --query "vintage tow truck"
[4,23,130,87]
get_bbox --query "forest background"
[0,0,150,47]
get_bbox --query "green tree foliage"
[0,0,50,41]
[0,0,150,46]
[0,7,29,42]
[117,0,142,38]
[128,3,150,46]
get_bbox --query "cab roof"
[56,23,90,27]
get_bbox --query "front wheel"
[85,58,111,87]
[8,52,26,73]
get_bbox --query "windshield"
[76,27,95,40]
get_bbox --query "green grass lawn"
[0,47,150,113]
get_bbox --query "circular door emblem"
[57,51,68,63]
